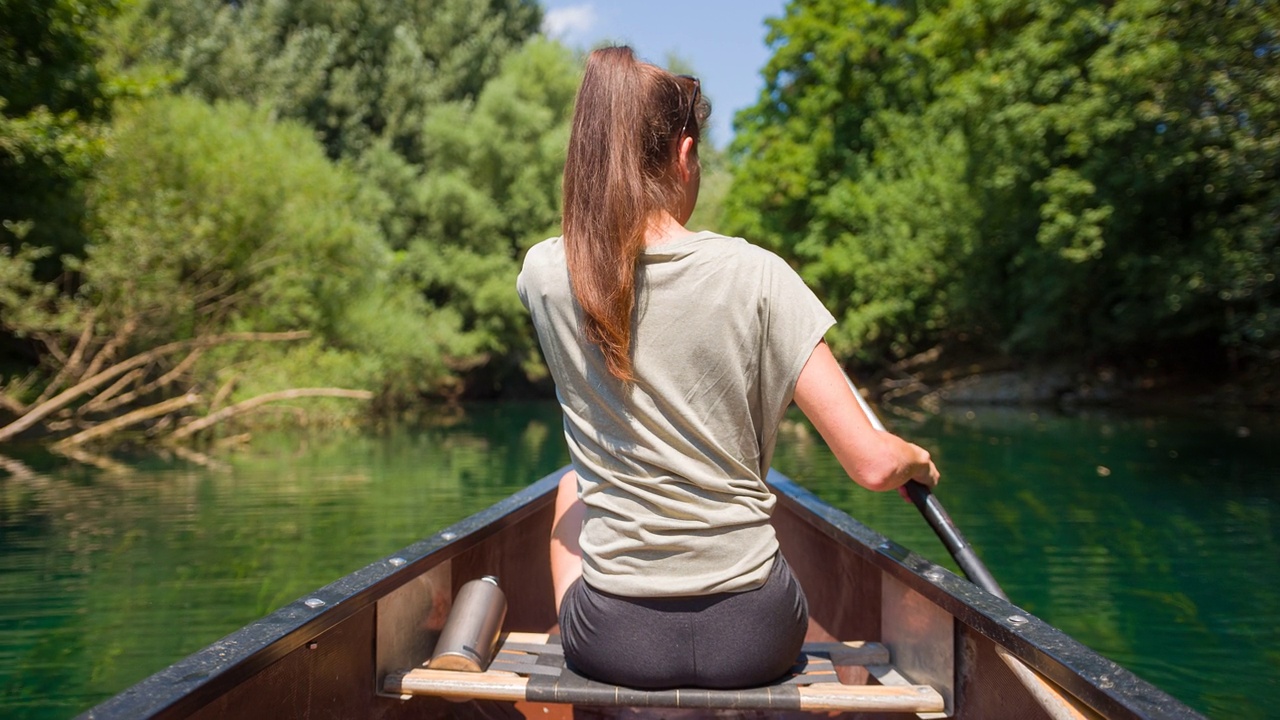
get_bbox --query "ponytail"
[562,46,706,382]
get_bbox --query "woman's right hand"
[895,440,939,500]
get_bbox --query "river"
[0,402,1275,718]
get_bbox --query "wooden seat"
[383,632,946,714]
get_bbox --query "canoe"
[82,468,1204,719]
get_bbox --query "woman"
[517,47,939,690]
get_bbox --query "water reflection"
[0,402,1275,718]
[774,404,1279,719]
[0,402,570,719]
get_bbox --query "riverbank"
[862,345,1280,412]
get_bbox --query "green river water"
[0,402,1276,718]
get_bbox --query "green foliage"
[86,97,380,337]
[395,38,579,385]
[728,0,1280,367]
[3,0,581,413]
[99,1,576,394]
[0,0,117,262]
[85,95,454,397]
[109,0,543,165]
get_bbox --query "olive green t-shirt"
[517,231,835,596]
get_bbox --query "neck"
[643,211,690,247]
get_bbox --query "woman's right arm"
[792,340,940,493]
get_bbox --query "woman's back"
[519,231,834,596]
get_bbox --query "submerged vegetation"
[2,0,1277,450]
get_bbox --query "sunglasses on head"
[676,74,700,137]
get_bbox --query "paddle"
[844,377,1102,720]
[843,378,1008,596]
[900,480,1007,600]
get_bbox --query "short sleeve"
[758,252,836,425]
[516,259,532,311]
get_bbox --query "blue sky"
[540,0,790,147]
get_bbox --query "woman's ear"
[676,136,701,223]
[677,136,698,182]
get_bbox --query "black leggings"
[558,553,809,689]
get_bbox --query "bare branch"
[0,392,28,417]
[191,274,240,307]
[0,330,309,443]
[168,388,373,441]
[86,349,205,415]
[214,433,252,449]
[53,393,201,449]
[211,375,238,411]
[35,332,69,365]
[46,418,78,432]
[79,367,146,414]
[33,316,97,406]
[82,318,139,379]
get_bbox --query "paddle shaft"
[902,480,1007,600]
[844,376,1007,599]
[845,375,1104,719]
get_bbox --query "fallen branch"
[210,375,238,411]
[82,317,138,380]
[0,392,27,417]
[0,330,309,443]
[79,367,145,414]
[168,388,373,441]
[32,316,97,406]
[86,348,204,415]
[35,331,69,366]
[214,433,253,449]
[53,393,201,449]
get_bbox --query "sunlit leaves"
[729,0,1279,366]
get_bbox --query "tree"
[727,0,1279,370]
[106,0,542,165]
[103,0,580,393]
[0,0,117,266]
[394,38,580,390]
[0,95,436,442]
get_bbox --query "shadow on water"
[0,401,1275,718]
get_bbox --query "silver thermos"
[426,576,507,672]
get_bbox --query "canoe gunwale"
[767,470,1205,720]
[80,471,566,720]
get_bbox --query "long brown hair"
[561,46,708,382]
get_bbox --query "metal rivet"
[388,557,407,567]
[441,531,457,541]
[304,598,326,609]
[1008,614,1029,625]
[924,568,944,582]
